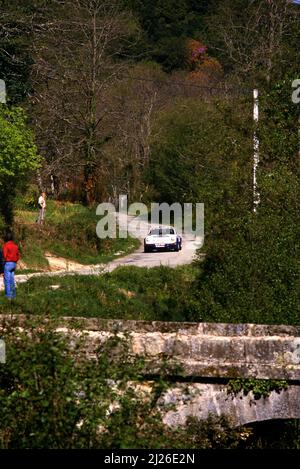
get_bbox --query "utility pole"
[0,79,6,104]
[253,89,260,212]
[298,115,300,166]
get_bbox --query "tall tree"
[108,62,167,202]
[31,0,137,204]
[205,0,300,88]
[0,0,34,104]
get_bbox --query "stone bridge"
[3,316,300,427]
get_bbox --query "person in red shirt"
[3,231,20,299]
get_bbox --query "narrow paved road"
[105,213,202,269]
[1,213,203,289]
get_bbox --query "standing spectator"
[0,246,3,302]
[0,245,4,276]
[3,231,20,300]
[37,191,47,224]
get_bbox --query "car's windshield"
[149,228,175,236]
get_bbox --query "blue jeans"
[4,262,17,299]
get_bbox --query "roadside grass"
[0,265,197,321]
[0,262,298,325]
[13,200,140,270]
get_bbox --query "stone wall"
[2,315,300,426]
[49,317,300,380]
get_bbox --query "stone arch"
[162,383,300,427]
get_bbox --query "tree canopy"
[0,106,40,225]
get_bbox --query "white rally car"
[144,227,182,253]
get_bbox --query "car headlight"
[170,237,176,243]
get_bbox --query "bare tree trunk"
[31,0,134,205]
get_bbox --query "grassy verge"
[0,263,299,325]
[0,266,197,321]
[13,200,140,270]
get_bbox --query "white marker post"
[0,79,6,103]
[253,89,260,212]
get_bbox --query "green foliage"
[188,77,300,325]
[0,317,153,448]
[2,317,297,449]
[0,317,250,449]
[260,75,300,168]
[0,317,297,449]
[0,266,195,320]
[191,176,300,324]
[1,249,298,325]
[227,378,288,400]
[145,84,300,326]
[198,223,296,324]
[0,107,40,180]
[148,98,252,224]
[179,414,250,449]
[0,0,33,104]
[0,106,40,225]
[122,0,210,70]
[21,183,40,209]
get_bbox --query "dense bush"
[0,106,40,226]
[1,317,299,449]
[190,168,300,325]
[0,317,249,449]
[188,79,300,325]
[147,81,300,326]
[21,184,40,209]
